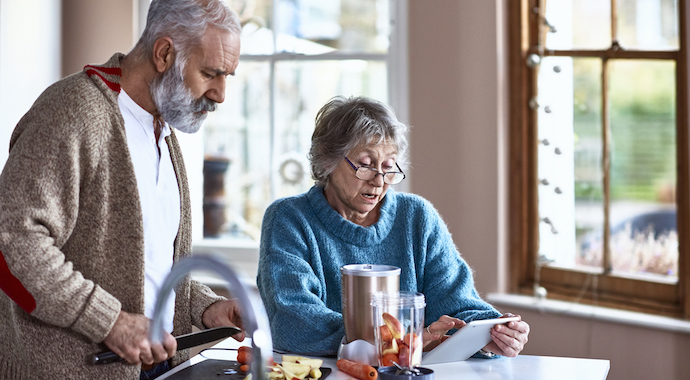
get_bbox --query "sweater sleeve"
[415,200,502,324]
[0,78,121,343]
[257,200,345,355]
[189,279,226,329]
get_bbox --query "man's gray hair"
[131,0,241,68]
[309,96,410,188]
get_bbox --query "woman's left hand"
[484,313,530,357]
[422,315,466,350]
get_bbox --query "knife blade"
[92,326,242,365]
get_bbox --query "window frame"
[177,0,410,255]
[508,0,690,318]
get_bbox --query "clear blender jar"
[371,291,426,369]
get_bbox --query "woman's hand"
[422,315,466,351]
[484,313,530,357]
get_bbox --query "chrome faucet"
[149,254,273,379]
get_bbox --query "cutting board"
[166,359,331,380]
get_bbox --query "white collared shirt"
[118,89,180,333]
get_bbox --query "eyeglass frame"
[343,157,406,185]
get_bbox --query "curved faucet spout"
[150,254,272,379]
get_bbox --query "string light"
[541,217,558,234]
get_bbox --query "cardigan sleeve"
[0,76,122,343]
[257,200,345,355]
[188,279,226,329]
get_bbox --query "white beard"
[150,61,217,134]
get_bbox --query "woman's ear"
[152,36,175,73]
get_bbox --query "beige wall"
[61,0,138,76]
[508,306,690,379]
[408,0,506,295]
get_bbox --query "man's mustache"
[193,96,217,113]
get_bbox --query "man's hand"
[102,310,177,366]
[202,299,246,341]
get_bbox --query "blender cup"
[372,291,426,369]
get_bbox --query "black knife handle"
[92,350,124,365]
[91,326,241,365]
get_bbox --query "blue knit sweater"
[257,186,501,355]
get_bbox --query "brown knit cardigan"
[0,53,224,379]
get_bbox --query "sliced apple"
[281,367,298,380]
[282,355,323,371]
[381,336,399,355]
[403,332,421,350]
[398,344,410,367]
[280,362,311,380]
[309,368,322,379]
[267,369,285,380]
[379,324,393,343]
[281,355,304,362]
[382,312,404,339]
[295,359,323,371]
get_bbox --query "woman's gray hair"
[309,96,410,188]
[130,0,241,70]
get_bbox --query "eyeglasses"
[344,157,406,185]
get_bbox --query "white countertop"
[158,337,610,380]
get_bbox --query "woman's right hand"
[422,315,466,351]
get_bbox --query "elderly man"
[0,0,243,379]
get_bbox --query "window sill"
[193,237,259,250]
[191,238,260,283]
[487,293,690,335]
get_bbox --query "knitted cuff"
[70,285,121,343]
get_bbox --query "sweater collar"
[307,185,397,246]
[83,53,124,100]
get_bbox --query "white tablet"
[421,316,520,365]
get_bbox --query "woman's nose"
[370,172,385,186]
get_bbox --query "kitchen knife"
[92,326,242,365]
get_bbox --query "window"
[184,0,408,244]
[509,0,689,317]
[0,1,62,170]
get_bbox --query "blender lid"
[340,264,401,277]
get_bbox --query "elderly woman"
[257,96,529,357]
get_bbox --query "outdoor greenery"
[573,60,676,203]
[570,59,678,278]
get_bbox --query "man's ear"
[152,37,175,73]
